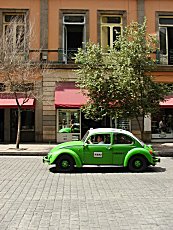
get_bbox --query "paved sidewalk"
[0,143,57,156]
[0,142,173,156]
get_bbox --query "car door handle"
[107,146,112,150]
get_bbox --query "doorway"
[10,109,35,143]
[63,14,86,63]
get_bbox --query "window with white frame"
[101,15,122,49]
[159,16,173,65]
[63,14,86,63]
[58,109,80,134]
[110,117,131,131]
[57,109,81,142]
[3,13,26,52]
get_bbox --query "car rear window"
[114,133,133,144]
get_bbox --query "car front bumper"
[43,155,50,164]
[152,156,160,165]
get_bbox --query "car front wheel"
[55,155,74,172]
[128,155,147,172]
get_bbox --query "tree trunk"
[16,108,21,149]
[141,115,145,141]
[136,115,145,141]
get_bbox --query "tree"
[0,16,43,148]
[75,19,173,140]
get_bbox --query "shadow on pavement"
[49,166,166,174]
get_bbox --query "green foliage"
[75,19,173,136]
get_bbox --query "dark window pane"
[159,27,166,55]
[65,24,83,57]
[113,27,121,41]
[0,83,5,92]
[5,14,24,23]
[64,15,84,23]
[115,134,133,144]
[102,16,121,24]
[107,27,110,46]
[21,110,35,130]
[159,18,173,25]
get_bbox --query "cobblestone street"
[0,156,173,230]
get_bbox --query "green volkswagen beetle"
[43,128,160,172]
[59,123,80,133]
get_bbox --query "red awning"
[55,82,87,108]
[0,94,35,108]
[160,95,173,108]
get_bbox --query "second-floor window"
[0,83,5,92]
[10,83,34,92]
[63,14,86,63]
[101,15,122,49]
[159,17,173,65]
[3,13,26,52]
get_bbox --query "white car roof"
[88,128,143,145]
[89,128,131,135]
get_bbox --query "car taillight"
[149,149,153,155]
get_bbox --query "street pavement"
[0,156,173,229]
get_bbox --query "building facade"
[0,0,173,143]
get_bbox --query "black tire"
[128,155,147,172]
[55,155,75,172]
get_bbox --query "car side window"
[87,134,111,144]
[114,133,133,145]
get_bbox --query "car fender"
[50,149,82,167]
[124,148,152,167]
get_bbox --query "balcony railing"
[29,48,78,65]
[30,48,173,67]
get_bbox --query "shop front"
[151,95,173,141]
[55,82,85,142]
[0,94,35,143]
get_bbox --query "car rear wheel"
[128,155,147,172]
[55,155,74,172]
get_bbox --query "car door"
[83,133,112,165]
[111,133,136,165]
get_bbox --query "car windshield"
[82,130,89,142]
